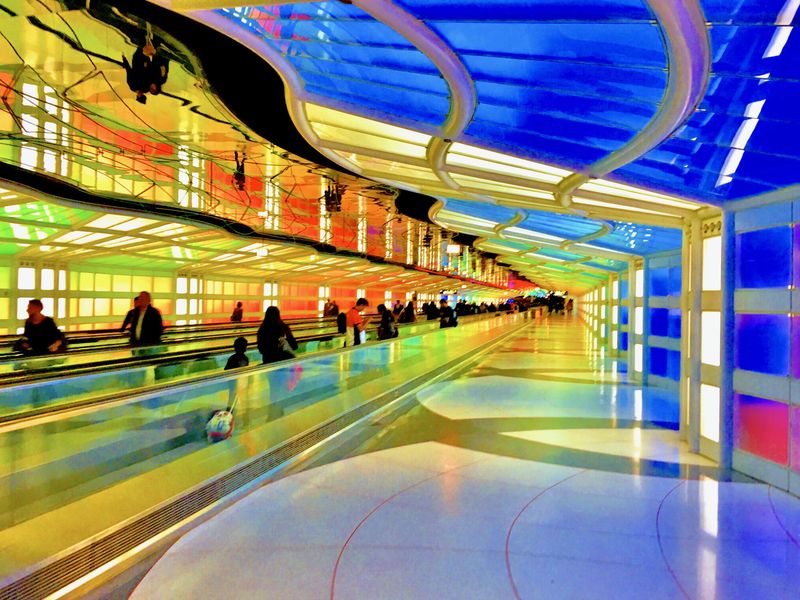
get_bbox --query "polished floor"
[130,316,800,599]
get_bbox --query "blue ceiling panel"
[392,1,668,168]
[702,0,800,24]
[462,58,667,106]
[395,0,654,22]
[219,1,800,207]
[518,210,604,240]
[462,123,610,170]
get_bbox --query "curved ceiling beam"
[560,221,615,251]
[557,0,711,202]
[351,1,476,138]
[350,0,478,195]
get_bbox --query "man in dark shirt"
[130,291,163,345]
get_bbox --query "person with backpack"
[257,306,298,363]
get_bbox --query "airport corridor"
[130,316,800,599]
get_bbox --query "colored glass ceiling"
[213,0,800,204]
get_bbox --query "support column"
[679,221,691,441]
[689,217,703,453]
[627,260,637,381]
[719,210,735,470]
[641,257,651,385]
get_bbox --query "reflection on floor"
[130,316,800,599]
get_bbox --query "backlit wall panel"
[734,314,790,376]
[644,251,682,386]
[734,393,789,465]
[733,203,800,495]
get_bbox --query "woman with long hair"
[257,306,298,364]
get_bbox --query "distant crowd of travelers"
[12,291,573,368]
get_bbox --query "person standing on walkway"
[257,306,298,364]
[16,299,65,355]
[130,291,163,345]
[345,298,370,346]
[231,301,244,323]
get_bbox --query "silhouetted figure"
[130,291,163,345]
[257,306,298,364]
[231,301,244,323]
[122,40,168,105]
[16,299,65,355]
[234,151,246,191]
[376,304,398,340]
[224,337,250,370]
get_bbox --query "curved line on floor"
[768,485,800,548]
[655,480,691,600]
[328,457,486,600]
[503,469,586,600]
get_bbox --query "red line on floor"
[655,480,692,600]
[503,469,585,600]
[329,457,486,600]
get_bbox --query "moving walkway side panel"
[0,314,528,600]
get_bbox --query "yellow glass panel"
[79,272,94,291]
[159,299,174,315]
[235,282,247,296]
[112,298,131,315]
[154,277,172,294]
[0,266,10,289]
[69,298,77,318]
[451,174,554,200]
[0,298,8,319]
[70,272,78,290]
[95,298,111,316]
[223,281,234,296]
[79,298,93,316]
[248,283,260,296]
[95,273,111,292]
[113,275,132,293]
[132,275,152,292]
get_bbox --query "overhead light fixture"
[446,244,461,254]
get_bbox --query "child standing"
[224,336,250,370]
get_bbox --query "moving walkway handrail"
[0,329,343,386]
[0,314,347,347]
[0,319,351,363]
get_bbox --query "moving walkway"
[0,312,529,600]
